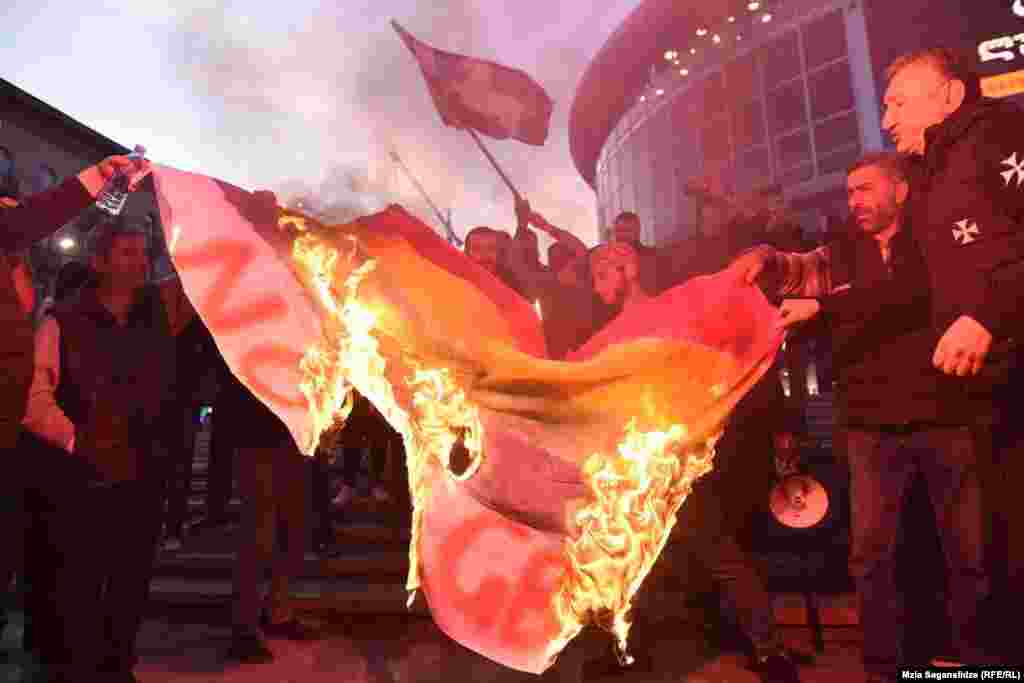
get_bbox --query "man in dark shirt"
[730,150,993,673]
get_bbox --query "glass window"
[817,143,862,176]
[734,146,774,193]
[768,79,808,136]
[808,60,855,121]
[814,112,860,156]
[802,10,847,70]
[725,52,759,98]
[702,71,728,120]
[701,116,731,167]
[761,31,801,87]
[776,129,812,170]
[733,99,766,149]
[777,163,814,187]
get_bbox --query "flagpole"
[465,128,522,202]
[389,149,462,246]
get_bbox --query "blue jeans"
[844,425,990,674]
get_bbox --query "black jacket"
[819,228,993,426]
[911,96,1024,345]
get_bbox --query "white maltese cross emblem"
[953,219,980,245]
[1001,152,1024,187]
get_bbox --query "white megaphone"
[769,474,829,529]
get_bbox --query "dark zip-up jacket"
[910,97,1024,342]
[775,226,994,426]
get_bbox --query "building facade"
[571,0,1024,245]
[1,78,173,304]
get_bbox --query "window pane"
[733,99,766,148]
[701,116,732,167]
[734,146,774,193]
[817,143,862,176]
[814,111,860,156]
[768,80,808,135]
[701,72,728,121]
[802,10,847,70]
[725,52,759,98]
[776,129,812,170]
[761,31,801,87]
[778,163,814,187]
[808,60,854,120]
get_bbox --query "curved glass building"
[570,0,1024,245]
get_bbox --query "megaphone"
[769,474,829,529]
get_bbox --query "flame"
[287,210,721,665]
[553,419,719,664]
[288,216,482,603]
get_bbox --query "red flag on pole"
[392,20,554,146]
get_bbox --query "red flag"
[392,20,554,146]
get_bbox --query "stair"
[804,391,834,449]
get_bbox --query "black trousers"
[206,411,234,521]
[310,453,334,548]
[28,460,162,679]
[845,425,990,672]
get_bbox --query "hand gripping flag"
[392,20,554,146]
[152,165,783,674]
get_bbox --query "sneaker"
[750,652,801,683]
[226,628,274,663]
[930,656,963,667]
[331,484,355,508]
[371,486,392,503]
[188,515,231,534]
[261,617,323,641]
[161,537,183,553]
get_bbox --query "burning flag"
[392,20,554,146]
[151,165,783,674]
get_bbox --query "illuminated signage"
[982,68,1024,97]
[978,2,1024,67]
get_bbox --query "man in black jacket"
[728,150,993,674]
[879,48,1024,663]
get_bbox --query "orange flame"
[555,419,719,663]
[289,220,482,603]
[288,213,721,664]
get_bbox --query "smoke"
[157,0,639,245]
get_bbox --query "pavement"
[1,487,869,682]
[1,607,865,683]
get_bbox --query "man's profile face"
[612,216,641,244]
[882,61,954,155]
[847,165,906,235]
[467,231,501,274]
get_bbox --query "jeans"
[845,425,990,673]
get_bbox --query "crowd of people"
[0,45,1021,683]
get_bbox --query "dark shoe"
[784,647,815,666]
[188,515,230,534]
[226,629,274,663]
[261,617,323,641]
[750,652,801,683]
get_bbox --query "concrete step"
[147,576,432,616]
[153,546,410,581]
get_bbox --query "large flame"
[289,217,482,601]
[555,419,719,663]
[289,218,724,662]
